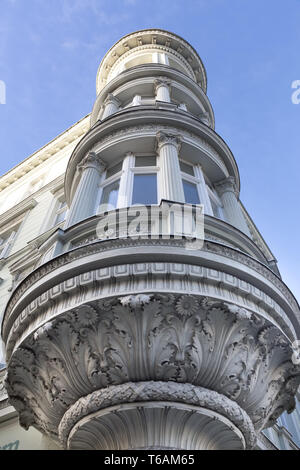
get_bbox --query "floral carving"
[175,295,199,316]
[4,293,300,445]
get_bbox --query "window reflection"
[100,179,120,209]
[182,180,200,205]
[132,174,157,205]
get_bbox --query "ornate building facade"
[0,29,300,450]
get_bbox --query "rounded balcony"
[2,203,300,449]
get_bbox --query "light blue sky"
[0,0,299,302]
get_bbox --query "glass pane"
[55,209,67,225]
[58,201,67,211]
[100,179,120,209]
[135,156,157,167]
[183,180,200,204]
[210,197,224,219]
[132,174,157,205]
[210,198,220,218]
[179,161,194,176]
[0,232,9,248]
[106,161,123,179]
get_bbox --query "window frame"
[97,160,123,213]
[179,159,201,205]
[0,229,17,259]
[206,185,224,220]
[53,199,68,226]
[130,154,159,206]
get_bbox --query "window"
[207,186,224,220]
[180,160,201,205]
[135,156,157,167]
[132,174,157,205]
[105,161,123,179]
[210,197,221,218]
[98,161,123,212]
[130,154,159,206]
[183,180,200,205]
[179,160,194,176]
[53,200,68,226]
[0,229,17,259]
[100,179,120,209]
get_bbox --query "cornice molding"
[0,198,37,230]
[96,29,207,93]
[0,116,90,193]
[2,242,299,351]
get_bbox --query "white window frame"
[53,198,68,227]
[97,160,123,213]
[206,185,224,220]
[130,154,159,206]
[0,229,17,260]
[97,154,160,213]
[180,159,202,205]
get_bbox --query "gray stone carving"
[4,293,300,448]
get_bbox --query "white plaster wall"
[0,117,90,365]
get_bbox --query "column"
[215,176,251,236]
[154,78,171,102]
[199,111,211,126]
[194,165,213,215]
[101,93,121,119]
[118,152,135,208]
[178,103,187,111]
[132,95,141,106]
[65,152,105,228]
[156,131,185,203]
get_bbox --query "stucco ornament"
[4,293,300,449]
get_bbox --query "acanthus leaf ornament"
[4,293,300,445]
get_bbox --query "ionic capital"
[103,93,121,107]
[156,131,181,152]
[154,77,172,93]
[215,176,237,196]
[77,152,106,174]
